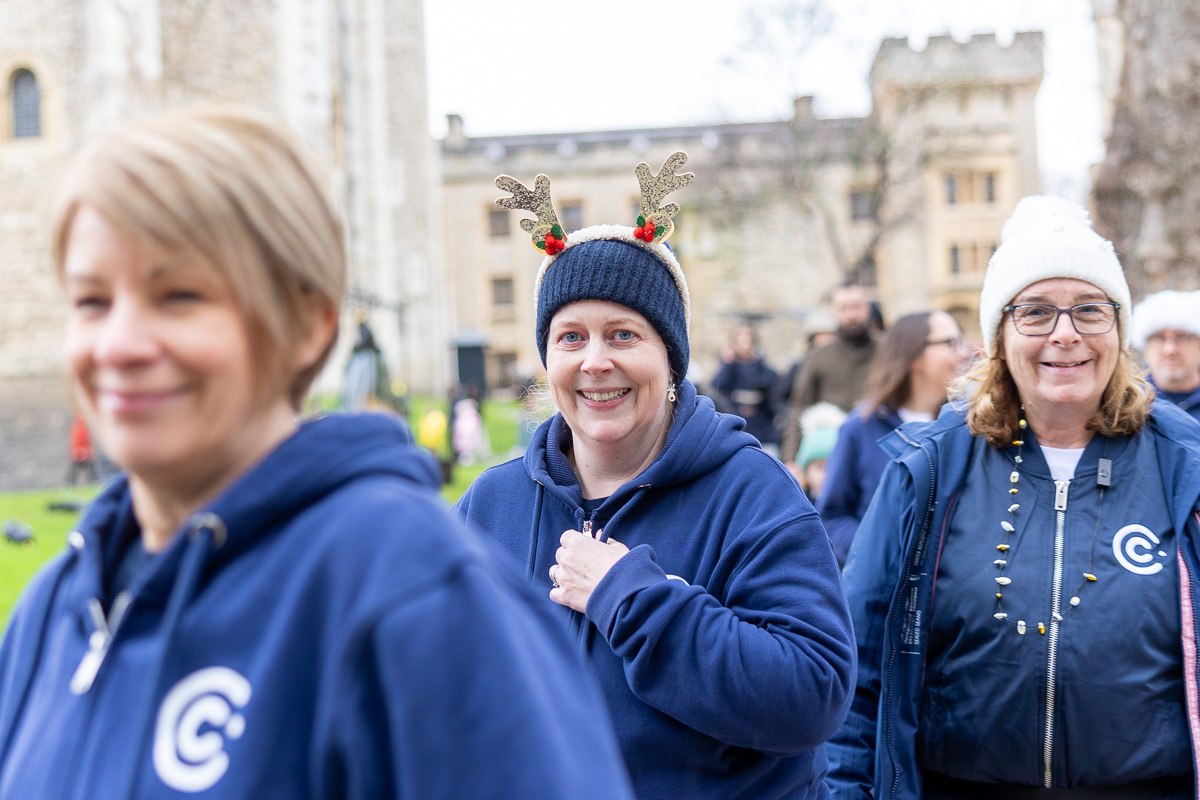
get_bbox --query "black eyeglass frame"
[1002,302,1121,336]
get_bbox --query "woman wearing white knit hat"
[828,196,1200,799]
[1131,289,1200,424]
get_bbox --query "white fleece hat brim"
[980,196,1130,352]
[1130,290,1200,350]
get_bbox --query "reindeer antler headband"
[505,154,697,380]
[495,151,695,254]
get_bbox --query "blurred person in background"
[712,321,781,455]
[1131,289,1200,423]
[796,402,848,503]
[782,283,878,470]
[0,106,634,800]
[818,310,968,566]
[828,196,1200,800]
[775,310,839,428]
[458,154,855,800]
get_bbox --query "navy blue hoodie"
[0,414,634,800]
[456,381,856,800]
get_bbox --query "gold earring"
[667,383,677,403]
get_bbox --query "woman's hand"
[549,529,630,613]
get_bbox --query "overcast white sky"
[424,0,1103,202]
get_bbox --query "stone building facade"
[0,0,445,489]
[440,33,1044,391]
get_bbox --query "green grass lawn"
[0,398,526,627]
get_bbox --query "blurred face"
[1143,328,1200,393]
[63,206,305,496]
[546,300,672,455]
[732,325,756,360]
[830,286,870,334]
[1001,278,1119,421]
[913,311,968,392]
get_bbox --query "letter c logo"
[153,667,252,793]
[1112,524,1165,576]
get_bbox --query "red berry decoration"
[634,226,645,240]
[645,222,656,239]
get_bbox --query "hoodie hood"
[67,414,439,605]
[522,380,759,510]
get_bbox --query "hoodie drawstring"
[574,487,651,655]
[527,483,546,581]
[114,513,226,799]
[0,544,83,773]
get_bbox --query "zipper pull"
[69,629,112,695]
[69,592,133,695]
[1054,480,1069,512]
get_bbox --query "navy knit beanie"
[536,233,689,381]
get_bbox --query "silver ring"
[551,565,561,588]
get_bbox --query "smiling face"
[1001,278,1120,423]
[912,310,968,393]
[63,206,317,498]
[546,299,673,461]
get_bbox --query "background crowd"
[4,104,1200,800]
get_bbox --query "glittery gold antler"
[632,151,695,244]
[495,174,566,255]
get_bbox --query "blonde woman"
[828,196,1200,799]
[0,107,632,800]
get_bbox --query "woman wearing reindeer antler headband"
[456,153,855,800]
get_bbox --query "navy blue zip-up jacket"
[826,400,1200,800]
[816,405,902,565]
[0,414,634,800]
[456,381,856,800]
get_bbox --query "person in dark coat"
[828,196,1200,800]
[0,106,634,800]
[817,310,967,565]
[458,153,855,800]
[782,283,877,467]
[1130,289,1200,423]
[711,322,781,452]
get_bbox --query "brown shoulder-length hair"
[958,325,1155,449]
[860,311,933,417]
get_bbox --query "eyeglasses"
[925,336,965,350]
[1146,330,1200,348]
[1003,302,1120,336]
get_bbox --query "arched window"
[11,69,41,139]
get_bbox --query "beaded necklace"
[991,412,1110,635]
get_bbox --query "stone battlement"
[871,31,1044,88]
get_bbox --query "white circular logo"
[153,667,252,793]
[1112,524,1166,576]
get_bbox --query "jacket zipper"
[1043,480,1069,787]
[69,591,133,695]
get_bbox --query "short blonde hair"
[50,105,346,408]
[959,328,1154,448]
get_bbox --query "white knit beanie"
[980,195,1130,353]
[1130,289,1200,350]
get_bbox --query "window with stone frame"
[11,69,41,139]
[488,209,509,238]
[492,277,515,321]
[560,201,584,233]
